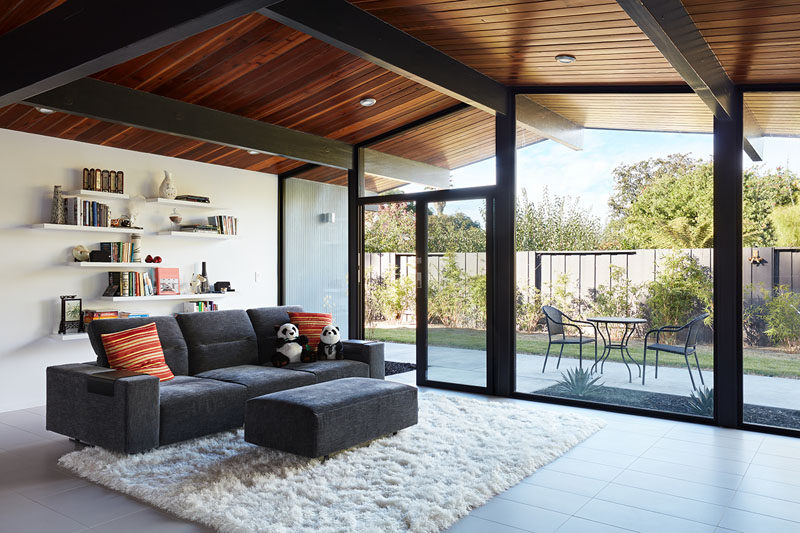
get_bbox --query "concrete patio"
[383,342,799,411]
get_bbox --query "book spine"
[121,272,129,297]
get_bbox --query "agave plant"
[557,368,604,398]
[688,386,714,417]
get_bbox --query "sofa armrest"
[46,363,160,453]
[342,340,385,379]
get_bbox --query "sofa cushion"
[195,365,315,398]
[158,376,247,445]
[101,322,175,381]
[247,306,303,364]
[176,310,259,375]
[88,316,189,375]
[286,360,369,382]
[287,312,332,350]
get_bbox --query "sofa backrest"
[246,305,303,364]
[87,316,190,375]
[176,309,259,374]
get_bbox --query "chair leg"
[694,352,705,386]
[654,350,659,379]
[542,344,551,373]
[642,347,647,386]
[556,345,565,369]
[684,355,697,390]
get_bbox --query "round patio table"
[587,317,647,383]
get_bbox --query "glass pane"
[513,94,715,418]
[284,178,348,337]
[363,202,417,370]
[742,92,800,430]
[425,198,487,387]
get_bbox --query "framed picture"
[58,295,82,333]
[155,268,180,295]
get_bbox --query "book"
[119,312,149,318]
[175,195,210,203]
[155,267,180,295]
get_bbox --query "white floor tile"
[471,497,570,533]
[497,483,591,515]
[595,482,726,526]
[718,507,800,533]
[576,499,717,533]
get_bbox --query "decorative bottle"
[50,185,65,224]
[201,261,209,293]
[159,170,178,200]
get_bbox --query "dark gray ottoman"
[244,377,418,457]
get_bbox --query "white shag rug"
[58,392,605,533]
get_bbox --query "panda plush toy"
[272,323,313,367]
[317,325,344,360]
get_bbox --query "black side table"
[587,317,646,383]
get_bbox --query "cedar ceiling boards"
[351,0,684,86]
[744,93,800,137]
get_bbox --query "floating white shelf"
[71,262,175,270]
[32,223,144,234]
[158,230,236,239]
[65,190,130,200]
[102,293,228,302]
[146,198,227,210]
[50,332,89,341]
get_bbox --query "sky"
[412,130,800,225]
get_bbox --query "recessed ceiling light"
[247,150,260,155]
[555,54,577,64]
[359,97,377,107]
[35,106,56,114]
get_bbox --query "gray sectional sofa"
[46,306,384,453]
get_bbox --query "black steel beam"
[0,0,277,107]
[26,78,353,168]
[347,147,366,339]
[278,163,319,180]
[616,0,762,160]
[259,0,506,115]
[362,149,449,188]
[493,90,517,396]
[356,103,470,148]
[713,89,744,428]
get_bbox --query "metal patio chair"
[642,313,710,389]
[541,305,598,372]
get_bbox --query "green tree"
[363,202,415,253]
[644,252,713,328]
[516,188,602,251]
[428,212,486,252]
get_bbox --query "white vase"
[159,171,177,200]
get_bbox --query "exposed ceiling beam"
[0,0,278,107]
[259,0,506,115]
[743,106,765,162]
[24,78,449,184]
[363,149,449,188]
[616,0,762,160]
[516,96,583,151]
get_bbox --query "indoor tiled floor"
[3,380,800,532]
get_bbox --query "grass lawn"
[367,327,800,379]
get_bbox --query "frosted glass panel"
[284,178,348,338]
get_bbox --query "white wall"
[0,128,278,411]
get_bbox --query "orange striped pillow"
[100,322,175,381]
[288,312,333,350]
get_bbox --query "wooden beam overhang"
[24,78,448,183]
[516,95,584,151]
[617,0,763,161]
[0,0,280,108]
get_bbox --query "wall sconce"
[321,212,335,223]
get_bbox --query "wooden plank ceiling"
[745,93,800,137]
[351,0,684,86]
[526,93,714,133]
[684,0,800,84]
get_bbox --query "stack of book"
[209,215,238,235]
[82,168,124,194]
[175,195,210,203]
[83,310,119,326]
[183,301,219,313]
[179,224,218,233]
[108,271,155,297]
[100,242,134,262]
[65,197,111,227]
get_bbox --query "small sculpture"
[190,273,207,294]
[169,208,182,227]
[159,170,178,200]
[50,185,65,224]
[72,245,90,262]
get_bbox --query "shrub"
[557,368,604,398]
[743,303,770,347]
[542,273,583,318]
[770,204,800,247]
[763,286,800,350]
[688,386,714,417]
[516,284,543,332]
[428,253,486,329]
[644,252,713,329]
[590,265,642,317]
